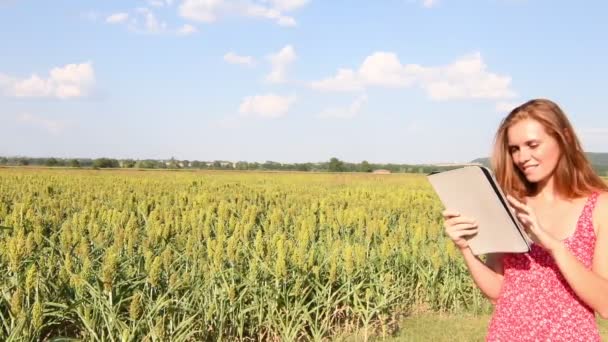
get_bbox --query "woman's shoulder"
[594,190,608,208]
[593,190,608,232]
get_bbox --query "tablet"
[427,165,531,255]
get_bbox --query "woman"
[443,99,608,341]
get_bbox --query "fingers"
[444,219,478,236]
[507,195,532,214]
[506,195,524,210]
[516,213,538,232]
[446,222,478,233]
[446,225,479,240]
[442,210,479,242]
[516,212,529,223]
[442,209,460,219]
[444,215,477,228]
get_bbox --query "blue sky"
[1,0,607,164]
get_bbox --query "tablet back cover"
[427,166,530,255]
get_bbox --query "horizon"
[1,1,608,165]
[2,151,608,167]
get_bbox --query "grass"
[342,313,608,341]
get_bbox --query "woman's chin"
[525,172,550,184]
[523,170,539,182]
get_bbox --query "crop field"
[0,168,494,340]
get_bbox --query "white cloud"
[148,0,174,7]
[359,52,423,87]
[310,69,363,92]
[422,0,439,8]
[148,0,165,7]
[0,62,95,99]
[177,24,198,35]
[135,7,167,33]
[16,113,66,135]
[178,0,303,27]
[319,95,367,119]
[239,93,296,118]
[276,16,296,26]
[105,8,195,36]
[178,0,221,22]
[310,51,516,102]
[495,101,519,113]
[106,12,129,24]
[266,45,296,83]
[265,0,309,11]
[424,52,515,101]
[242,4,297,27]
[310,52,433,91]
[224,52,255,66]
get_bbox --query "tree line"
[2,156,607,175]
[0,156,468,174]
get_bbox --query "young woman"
[443,99,608,341]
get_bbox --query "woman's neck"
[530,176,560,202]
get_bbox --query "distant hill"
[472,152,608,166]
[470,157,491,167]
[471,152,608,176]
[587,152,608,166]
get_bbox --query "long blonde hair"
[491,99,607,199]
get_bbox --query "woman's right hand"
[442,210,479,250]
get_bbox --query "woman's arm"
[442,209,505,302]
[460,250,504,303]
[552,192,608,318]
[508,193,608,318]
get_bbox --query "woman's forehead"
[507,119,549,143]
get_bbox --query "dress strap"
[585,191,600,214]
[578,191,600,238]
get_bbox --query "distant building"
[372,169,391,174]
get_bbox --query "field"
[361,314,608,341]
[0,168,603,341]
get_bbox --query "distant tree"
[328,157,345,172]
[167,157,179,169]
[235,161,249,170]
[181,160,190,168]
[93,158,119,168]
[68,159,81,168]
[122,159,136,168]
[45,158,59,167]
[190,160,204,169]
[360,160,372,172]
[136,160,156,168]
[212,160,222,169]
[295,163,311,172]
[18,158,29,166]
[263,161,281,170]
[0,157,8,165]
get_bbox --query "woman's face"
[506,118,562,183]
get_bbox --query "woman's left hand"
[506,195,564,254]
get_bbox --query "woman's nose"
[519,148,531,163]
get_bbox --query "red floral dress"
[486,192,601,341]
